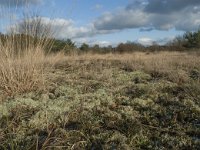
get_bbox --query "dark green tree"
[65,39,76,48]
[51,38,76,53]
[80,43,89,51]
[184,30,200,48]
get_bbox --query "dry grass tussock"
[0,6,66,96]
[0,35,64,96]
[0,38,43,95]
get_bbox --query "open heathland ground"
[0,52,200,149]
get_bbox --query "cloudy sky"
[0,0,200,46]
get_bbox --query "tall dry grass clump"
[0,16,54,96]
[0,36,43,95]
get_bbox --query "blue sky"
[1,0,200,46]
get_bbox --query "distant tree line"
[79,29,200,53]
[1,29,200,54]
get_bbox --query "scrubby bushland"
[115,42,145,53]
[67,29,200,54]
[75,29,200,54]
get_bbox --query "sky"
[0,0,200,46]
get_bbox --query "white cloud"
[136,36,177,46]
[137,37,153,46]
[10,16,179,46]
[93,0,200,32]
[74,38,112,47]
[94,9,150,30]
[11,17,99,39]
[92,41,111,47]
[6,0,200,46]
[19,17,118,39]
